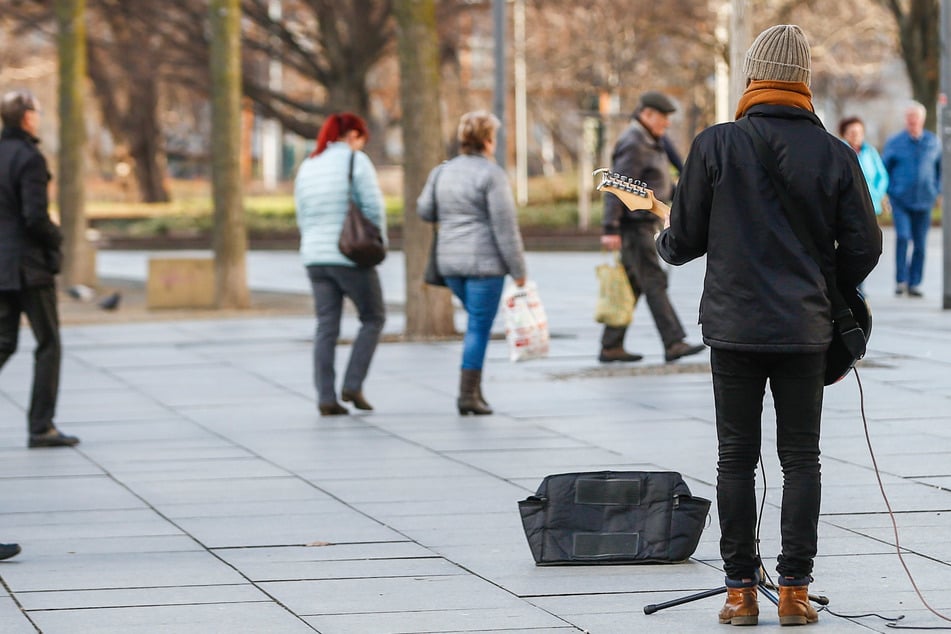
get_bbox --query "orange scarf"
[734,80,814,119]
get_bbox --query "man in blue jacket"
[882,101,941,297]
[0,90,79,448]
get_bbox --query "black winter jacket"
[657,105,882,353]
[0,126,61,290]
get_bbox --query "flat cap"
[637,91,677,114]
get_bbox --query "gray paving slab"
[1,237,950,633]
[16,583,268,610]
[28,602,315,634]
[0,596,36,634]
[0,550,247,593]
[303,608,575,634]
[173,510,404,548]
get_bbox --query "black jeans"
[0,285,61,435]
[711,348,824,580]
[306,265,385,405]
[601,222,686,350]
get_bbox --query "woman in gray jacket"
[417,111,526,415]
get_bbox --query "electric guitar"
[593,168,871,385]
[593,168,670,221]
[825,288,871,385]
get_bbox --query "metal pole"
[514,0,528,205]
[729,0,751,111]
[261,0,282,190]
[942,0,951,308]
[493,0,507,168]
[714,1,730,123]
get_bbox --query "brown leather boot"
[778,583,818,626]
[719,586,758,625]
[457,369,492,415]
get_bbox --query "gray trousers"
[306,265,385,405]
[601,222,686,351]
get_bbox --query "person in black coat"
[0,90,79,448]
[657,26,881,626]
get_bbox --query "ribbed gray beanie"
[743,25,811,85]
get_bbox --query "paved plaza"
[1,228,951,633]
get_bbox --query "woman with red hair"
[295,113,386,416]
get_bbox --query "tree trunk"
[881,0,939,130]
[55,0,93,287]
[209,0,249,308]
[395,0,455,339]
[126,74,171,202]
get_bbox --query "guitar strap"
[735,116,866,360]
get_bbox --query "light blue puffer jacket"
[294,142,386,266]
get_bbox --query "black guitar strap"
[735,116,866,360]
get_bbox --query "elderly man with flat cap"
[598,90,705,364]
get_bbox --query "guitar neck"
[593,169,670,220]
[648,198,670,219]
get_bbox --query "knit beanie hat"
[743,24,811,85]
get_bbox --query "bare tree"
[54,0,91,286]
[209,0,249,308]
[874,0,939,129]
[87,1,171,202]
[395,0,455,338]
[239,0,394,140]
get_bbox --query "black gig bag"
[518,471,710,565]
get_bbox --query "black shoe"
[895,283,907,296]
[318,402,349,416]
[28,428,80,448]
[908,286,923,297]
[0,543,20,561]
[665,341,706,363]
[341,389,373,411]
[598,348,644,363]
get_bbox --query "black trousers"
[0,285,61,435]
[601,222,686,350]
[711,348,824,580]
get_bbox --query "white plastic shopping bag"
[501,280,550,362]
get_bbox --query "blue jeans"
[445,276,505,370]
[711,349,824,580]
[892,204,931,288]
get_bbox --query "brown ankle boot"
[778,584,818,626]
[718,586,758,626]
[457,369,492,415]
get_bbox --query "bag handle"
[430,162,446,222]
[734,117,861,340]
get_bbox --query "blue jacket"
[294,142,386,267]
[844,141,889,216]
[882,129,941,212]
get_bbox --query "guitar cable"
[844,367,951,629]
[749,366,951,629]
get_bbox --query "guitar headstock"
[592,168,655,212]
[592,168,669,219]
